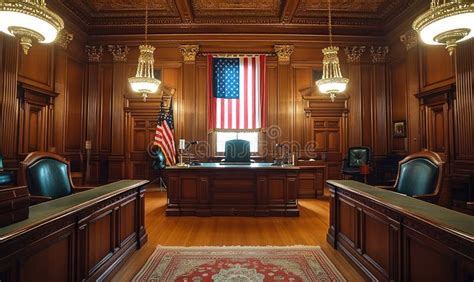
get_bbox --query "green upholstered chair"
[379,151,445,203]
[18,152,92,204]
[0,154,15,186]
[342,147,371,180]
[223,139,251,163]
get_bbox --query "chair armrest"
[30,195,52,204]
[73,186,95,192]
[377,186,396,191]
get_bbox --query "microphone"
[185,141,199,150]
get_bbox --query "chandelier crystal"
[316,0,349,102]
[128,0,161,101]
[413,0,474,56]
[0,0,64,55]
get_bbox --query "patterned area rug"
[133,246,346,281]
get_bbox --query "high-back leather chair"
[342,147,371,179]
[379,150,444,203]
[0,154,15,186]
[18,152,91,203]
[224,139,251,163]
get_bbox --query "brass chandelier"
[0,0,64,55]
[316,0,349,102]
[128,0,161,101]
[413,0,474,55]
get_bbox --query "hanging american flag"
[207,55,267,130]
[154,97,176,166]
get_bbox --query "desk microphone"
[185,141,199,150]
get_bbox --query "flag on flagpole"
[154,97,176,166]
[207,55,266,130]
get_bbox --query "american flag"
[208,55,267,130]
[154,97,176,166]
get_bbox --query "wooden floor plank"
[111,191,364,281]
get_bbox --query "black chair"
[0,154,15,187]
[341,146,371,180]
[223,139,251,163]
[378,150,445,203]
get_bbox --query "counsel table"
[327,180,474,281]
[0,179,149,282]
[165,163,300,216]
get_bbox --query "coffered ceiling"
[51,0,425,36]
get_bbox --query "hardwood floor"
[111,191,364,281]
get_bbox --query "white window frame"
[215,129,260,155]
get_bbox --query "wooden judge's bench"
[165,163,304,216]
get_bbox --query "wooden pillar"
[400,30,421,154]
[85,45,104,183]
[0,36,19,166]
[179,45,199,141]
[370,46,389,158]
[274,45,294,143]
[345,46,365,147]
[108,45,129,181]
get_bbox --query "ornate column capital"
[400,30,418,51]
[370,46,389,63]
[85,45,103,63]
[57,30,74,50]
[179,44,199,63]
[344,46,366,63]
[274,45,295,64]
[108,45,129,62]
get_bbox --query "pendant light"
[0,0,64,55]
[128,0,161,101]
[316,0,349,102]
[413,0,474,56]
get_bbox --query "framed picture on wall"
[393,121,406,138]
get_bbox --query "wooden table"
[165,163,300,216]
[0,179,149,282]
[327,180,474,281]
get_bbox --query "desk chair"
[342,147,371,180]
[18,152,93,204]
[378,151,444,203]
[223,139,251,163]
[0,154,15,187]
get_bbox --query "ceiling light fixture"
[0,0,64,55]
[413,0,474,56]
[128,0,161,101]
[316,0,349,102]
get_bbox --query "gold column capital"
[274,44,295,64]
[344,46,366,63]
[85,45,103,63]
[57,29,74,50]
[400,30,418,51]
[108,45,130,62]
[179,44,200,63]
[370,46,389,63]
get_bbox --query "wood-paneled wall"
[1,16,473,209]
[387,18,474,208]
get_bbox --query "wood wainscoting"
[327,180,474,282]
[0,180,148,282]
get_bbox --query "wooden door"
[126,115,160,180]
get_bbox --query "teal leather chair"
[18,152,91,203]
[223,139,251,163]
[0,154,15,186]
[379,151,444,203]
[342,146,371,180]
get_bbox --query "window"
[216,131,259,153]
